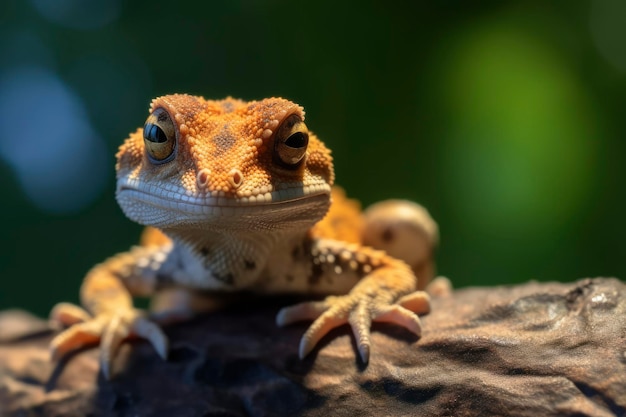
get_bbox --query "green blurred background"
[1,0,624,318]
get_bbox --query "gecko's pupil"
[285,132,308,149]
[142,107,176,164]
[273,113,309,169]
[144,123,168,143]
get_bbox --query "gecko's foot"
[49,302,168,379]
[276,290,431,363]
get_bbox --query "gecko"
[49,95,440,378]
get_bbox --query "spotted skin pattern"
[49,95,438,378]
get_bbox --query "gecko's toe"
[425,276,453,297]
[397,291,431,315]
[50,308,168,379]
[348,304,372,363]
[276,299,331,326]
[50,319,104,360]
[374,304,423,336]
[100,316,128,380]
[298,309,347,359]
[49,302,92,328]
[284,288,430,363]
[99,311,169,379]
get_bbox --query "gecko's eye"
[143,107,176,163]
[273,113,309,168]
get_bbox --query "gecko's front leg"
[49,245,172,379]
[275,239,431,362]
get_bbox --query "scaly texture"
[48,95,439,378]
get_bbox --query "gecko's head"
[115,94,334,232]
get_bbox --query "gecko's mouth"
[116,178,331,217]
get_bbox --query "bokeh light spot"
[0,67,109,213]
[437,21,600,239]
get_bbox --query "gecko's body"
[50,95,439,378]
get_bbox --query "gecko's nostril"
[196,168,211,189]
[229,168,244,188]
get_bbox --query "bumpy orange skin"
[117,95,334,203]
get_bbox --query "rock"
[1,278,625,416]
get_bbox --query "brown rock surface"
[1,278,625,416]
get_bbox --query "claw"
[299,309,347,359]
[132,318,169,360]
[348,304,372,363]
[50,307,169,379]
[284,291,429,362]
[100,315,128,380]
